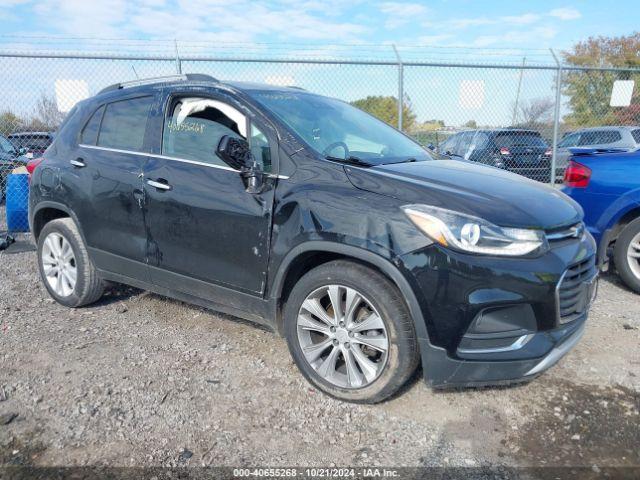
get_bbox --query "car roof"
[454,129,541,135]
[95,74,309,99]
[573,126,640,132]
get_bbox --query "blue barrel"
[6,174,30,232]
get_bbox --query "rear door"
[142,88,277,300]
[73,95,154,279]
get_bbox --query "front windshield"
[249,90,431,165]
[0,135,16,154]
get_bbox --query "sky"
[0,0,635,51]
[0,1,637,129]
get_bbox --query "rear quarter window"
[80,106,105,145]
[632,129,640,144]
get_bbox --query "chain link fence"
[1,48,639,233]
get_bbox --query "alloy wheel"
[628,232,640,280]
[296,285,389,389]
[41,232,77,297]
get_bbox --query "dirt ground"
[1,228,638,473]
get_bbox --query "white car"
[556,126,640,178]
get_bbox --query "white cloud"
[21,0,370,44]
[501,13,541,25]
[472,26,558,47]
[379,2,430,29]
[415,34,453,46]
[549,7,581,20]
[449,17,495,28]
[450,12,541,29]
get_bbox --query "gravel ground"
[1,229,639,471]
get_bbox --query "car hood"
[345,159,583,229]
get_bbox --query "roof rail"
[98,73,218,95]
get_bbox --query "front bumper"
[418,315,586,387]
[400,231,596,388]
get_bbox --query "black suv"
[438,129,552,181]
[29,75,597,403]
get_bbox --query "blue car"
[562,148,640,293]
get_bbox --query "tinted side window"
[598,131,622,144]
[494,132,546,147]
[473,132,490,149]
[249,124,272,172]
[457,132,473,156]
[98,97,152,151]
[632,129,640,143]
[439,134,457,154]
[559,132,580,148]
[578,130,622,146]
[80,106,104,145]
[162,97,247,168]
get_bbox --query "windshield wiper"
[325,155,373,167]
[379,157,429,165]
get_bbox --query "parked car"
[8,131,55,159]
[30,74,596,403]
[437,129,552,182]
[562,148,640,293]
[0,134,22,201]
[556,126,640,179]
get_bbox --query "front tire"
[37,218,104,307]
[614,217,640,293]
[284,260,419,403]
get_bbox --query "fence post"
[175,39,182,74]
[550,49,562,186]
[392,44,403,131]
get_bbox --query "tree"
[350,95,417,131]
[418,119,445,131]
[27,94,65,131]
[514,97,554,127]
[463,120,477,129]
[0,111,25,136]
[562,32,640,127]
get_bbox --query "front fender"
[269,240,431,345]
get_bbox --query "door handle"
[70,158,86,168]
[146,179,172,191]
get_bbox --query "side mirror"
[217,135,251,170]
[216,135,264,194]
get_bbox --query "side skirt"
[97,269,277,331]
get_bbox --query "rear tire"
[614,217,640,294]
[284,260,419,403]
[37,218,104,307]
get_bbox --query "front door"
[143,91,276,301]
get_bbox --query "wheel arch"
[606,204,640,244]
[31,202,82,242]
[269,241,430,342]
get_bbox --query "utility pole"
[550,48,563,186]
[392,44,404,131]
[511,56,526,125]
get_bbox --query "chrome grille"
[557,256,598,324]
[547,223,585,242]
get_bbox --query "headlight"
[402,204,547,256]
